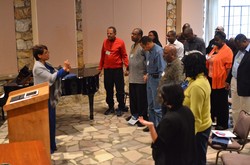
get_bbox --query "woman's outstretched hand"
[138,116,157,142]
[138,116,154,127]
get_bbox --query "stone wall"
[14,0,33,71]
[167,0,177,33]
[75,0,84,68]
[13,0,86,70]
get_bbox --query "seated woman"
[139,83,195,165]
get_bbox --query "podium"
[3,82,50,156]
[0,140,51,165]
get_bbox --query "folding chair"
[208,110,250,165]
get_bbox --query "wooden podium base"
[4,82,50,156]
[0,141,51,165]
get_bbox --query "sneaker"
[116,109,123,117]
[128,116,138,125]
[143,127,149,132]
[104,107,114,115]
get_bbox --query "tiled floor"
[1,88,250,164]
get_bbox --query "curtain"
[204,0,219,46]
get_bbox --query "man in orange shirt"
[98,26,129,116]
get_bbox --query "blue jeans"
[195,126,211,165]
[147,76,162,127]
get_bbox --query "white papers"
[211,130,236,138]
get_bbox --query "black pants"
[48,101,56,153]
[129,83,148,119]
[208,78,229,129]
[104,68,125,109]
[195,126,211,165]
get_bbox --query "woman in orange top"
[206,31,233,130]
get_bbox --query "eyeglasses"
[43,50,49,55]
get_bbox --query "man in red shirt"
[98,26,129,116]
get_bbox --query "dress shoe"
[122,106,129,112]
[137,121,144,127]
[143,127,149,132]
[116,109,123,117]
[117,106,129,112]
[126,116,132,121]
[104,107,114,115]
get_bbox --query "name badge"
[147,61,149,65]
[106,51,111,55]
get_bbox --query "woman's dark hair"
[149,30,162,47]
[184,52,208,79]
[160,83,184,108]
[32,44,48,61]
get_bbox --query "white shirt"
[167,39,184,60]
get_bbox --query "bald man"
[177,23,191,44]
[158,45,185,115]
[183,27,206,57]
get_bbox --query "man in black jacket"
[225,34,250,124]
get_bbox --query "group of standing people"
[98,25,250,165]
[31,24,250,165]
[205,26,250,133]
[98,25,211,165]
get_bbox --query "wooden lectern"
[3,82,50,156]
[0,140,51,165]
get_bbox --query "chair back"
[233,110,250,142]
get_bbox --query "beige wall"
[181,0,204,37]
[0,0,205,75]
[0,1,18,75]
[32,0,78,68]
[82,0,166,65]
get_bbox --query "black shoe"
[143,127,149,132]
[137,121,144,127]
[116,109,123,117]
[122,106,129,112]
[104,107,114,115]
[126,116,132,121]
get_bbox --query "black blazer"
[226,48,250,96]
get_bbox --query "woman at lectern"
[32,44,71,154]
